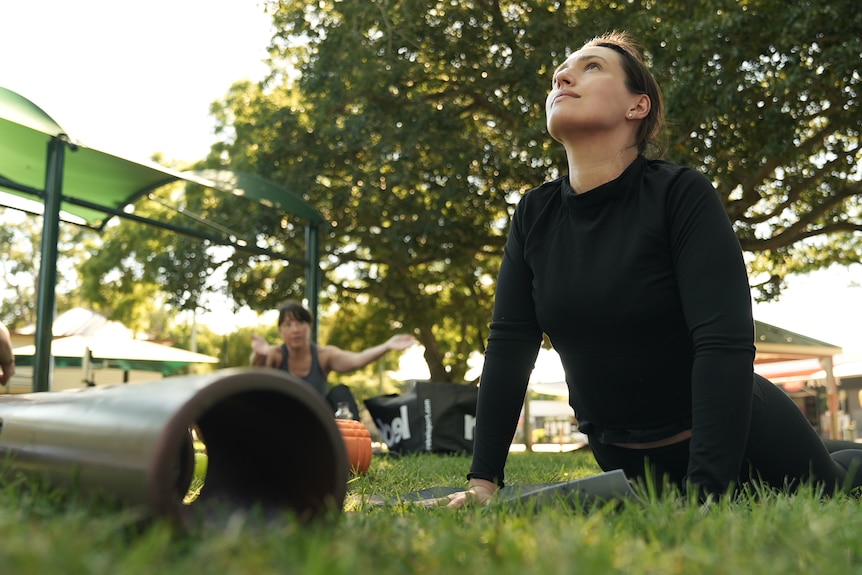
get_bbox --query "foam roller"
[0,368,348,525]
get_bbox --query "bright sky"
[751,263,862,353]
[0,0,272,163]
[2,1,861,364]
[1,0,274,334]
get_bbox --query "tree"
[0,207,91,328]
[209,1,570,380]
[432,0,860,285]
[577,0,862,298]
[81,0,861,379]
[78,186,200,335]
[0,209,40,327]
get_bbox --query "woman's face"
[280,314,310,347]
[545,45,637,143]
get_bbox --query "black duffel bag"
[364,380,478,454]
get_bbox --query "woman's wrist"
[467,478,497,496]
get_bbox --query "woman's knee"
[831,449,862,492]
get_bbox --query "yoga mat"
[365,469,638,509]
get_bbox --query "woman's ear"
[629,93,651,119]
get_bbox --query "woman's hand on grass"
[438,478,497,508]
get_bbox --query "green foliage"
[69,0,862,375]
[210,1,572,379]
[0,210,40,327]
[208,326,266,368]
[80,183,224,315]
[599,0,862,299]
[0,207,92,328]
[2,451,861,574]
[202,0,862,377]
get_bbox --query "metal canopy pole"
[32,136,68,392]
[821,356,840,440]
[305,223,321,342]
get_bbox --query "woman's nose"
[555,68,573,86]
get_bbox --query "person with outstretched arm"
[252,300,416,417]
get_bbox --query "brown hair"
[582,31,665,157]
[277,300,313,326]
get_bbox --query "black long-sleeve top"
[468,155,756,495]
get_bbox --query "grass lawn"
[1,449,860,575]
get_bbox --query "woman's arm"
[250,334,275,366]
[262,346,284,369]
[0,322,16,386]
[668,170,756,496]
[323,334,417,374]
[467,200,543,489]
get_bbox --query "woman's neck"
[285,340,312,356]
[564,139,639,194]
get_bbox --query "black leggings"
[589,375,862,496]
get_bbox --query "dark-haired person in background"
[252,300,416,418]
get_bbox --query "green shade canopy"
[0,86,324,230]
[1,85,188,227]
[0,86,326,391]
[192,169,325,225]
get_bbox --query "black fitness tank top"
[279,343,328,396]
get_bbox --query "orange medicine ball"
[335,419,373,475]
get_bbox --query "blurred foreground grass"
[1,449,860,575]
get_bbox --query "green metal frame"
[0,87,326,391]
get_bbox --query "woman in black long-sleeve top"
[445,31,862,507]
